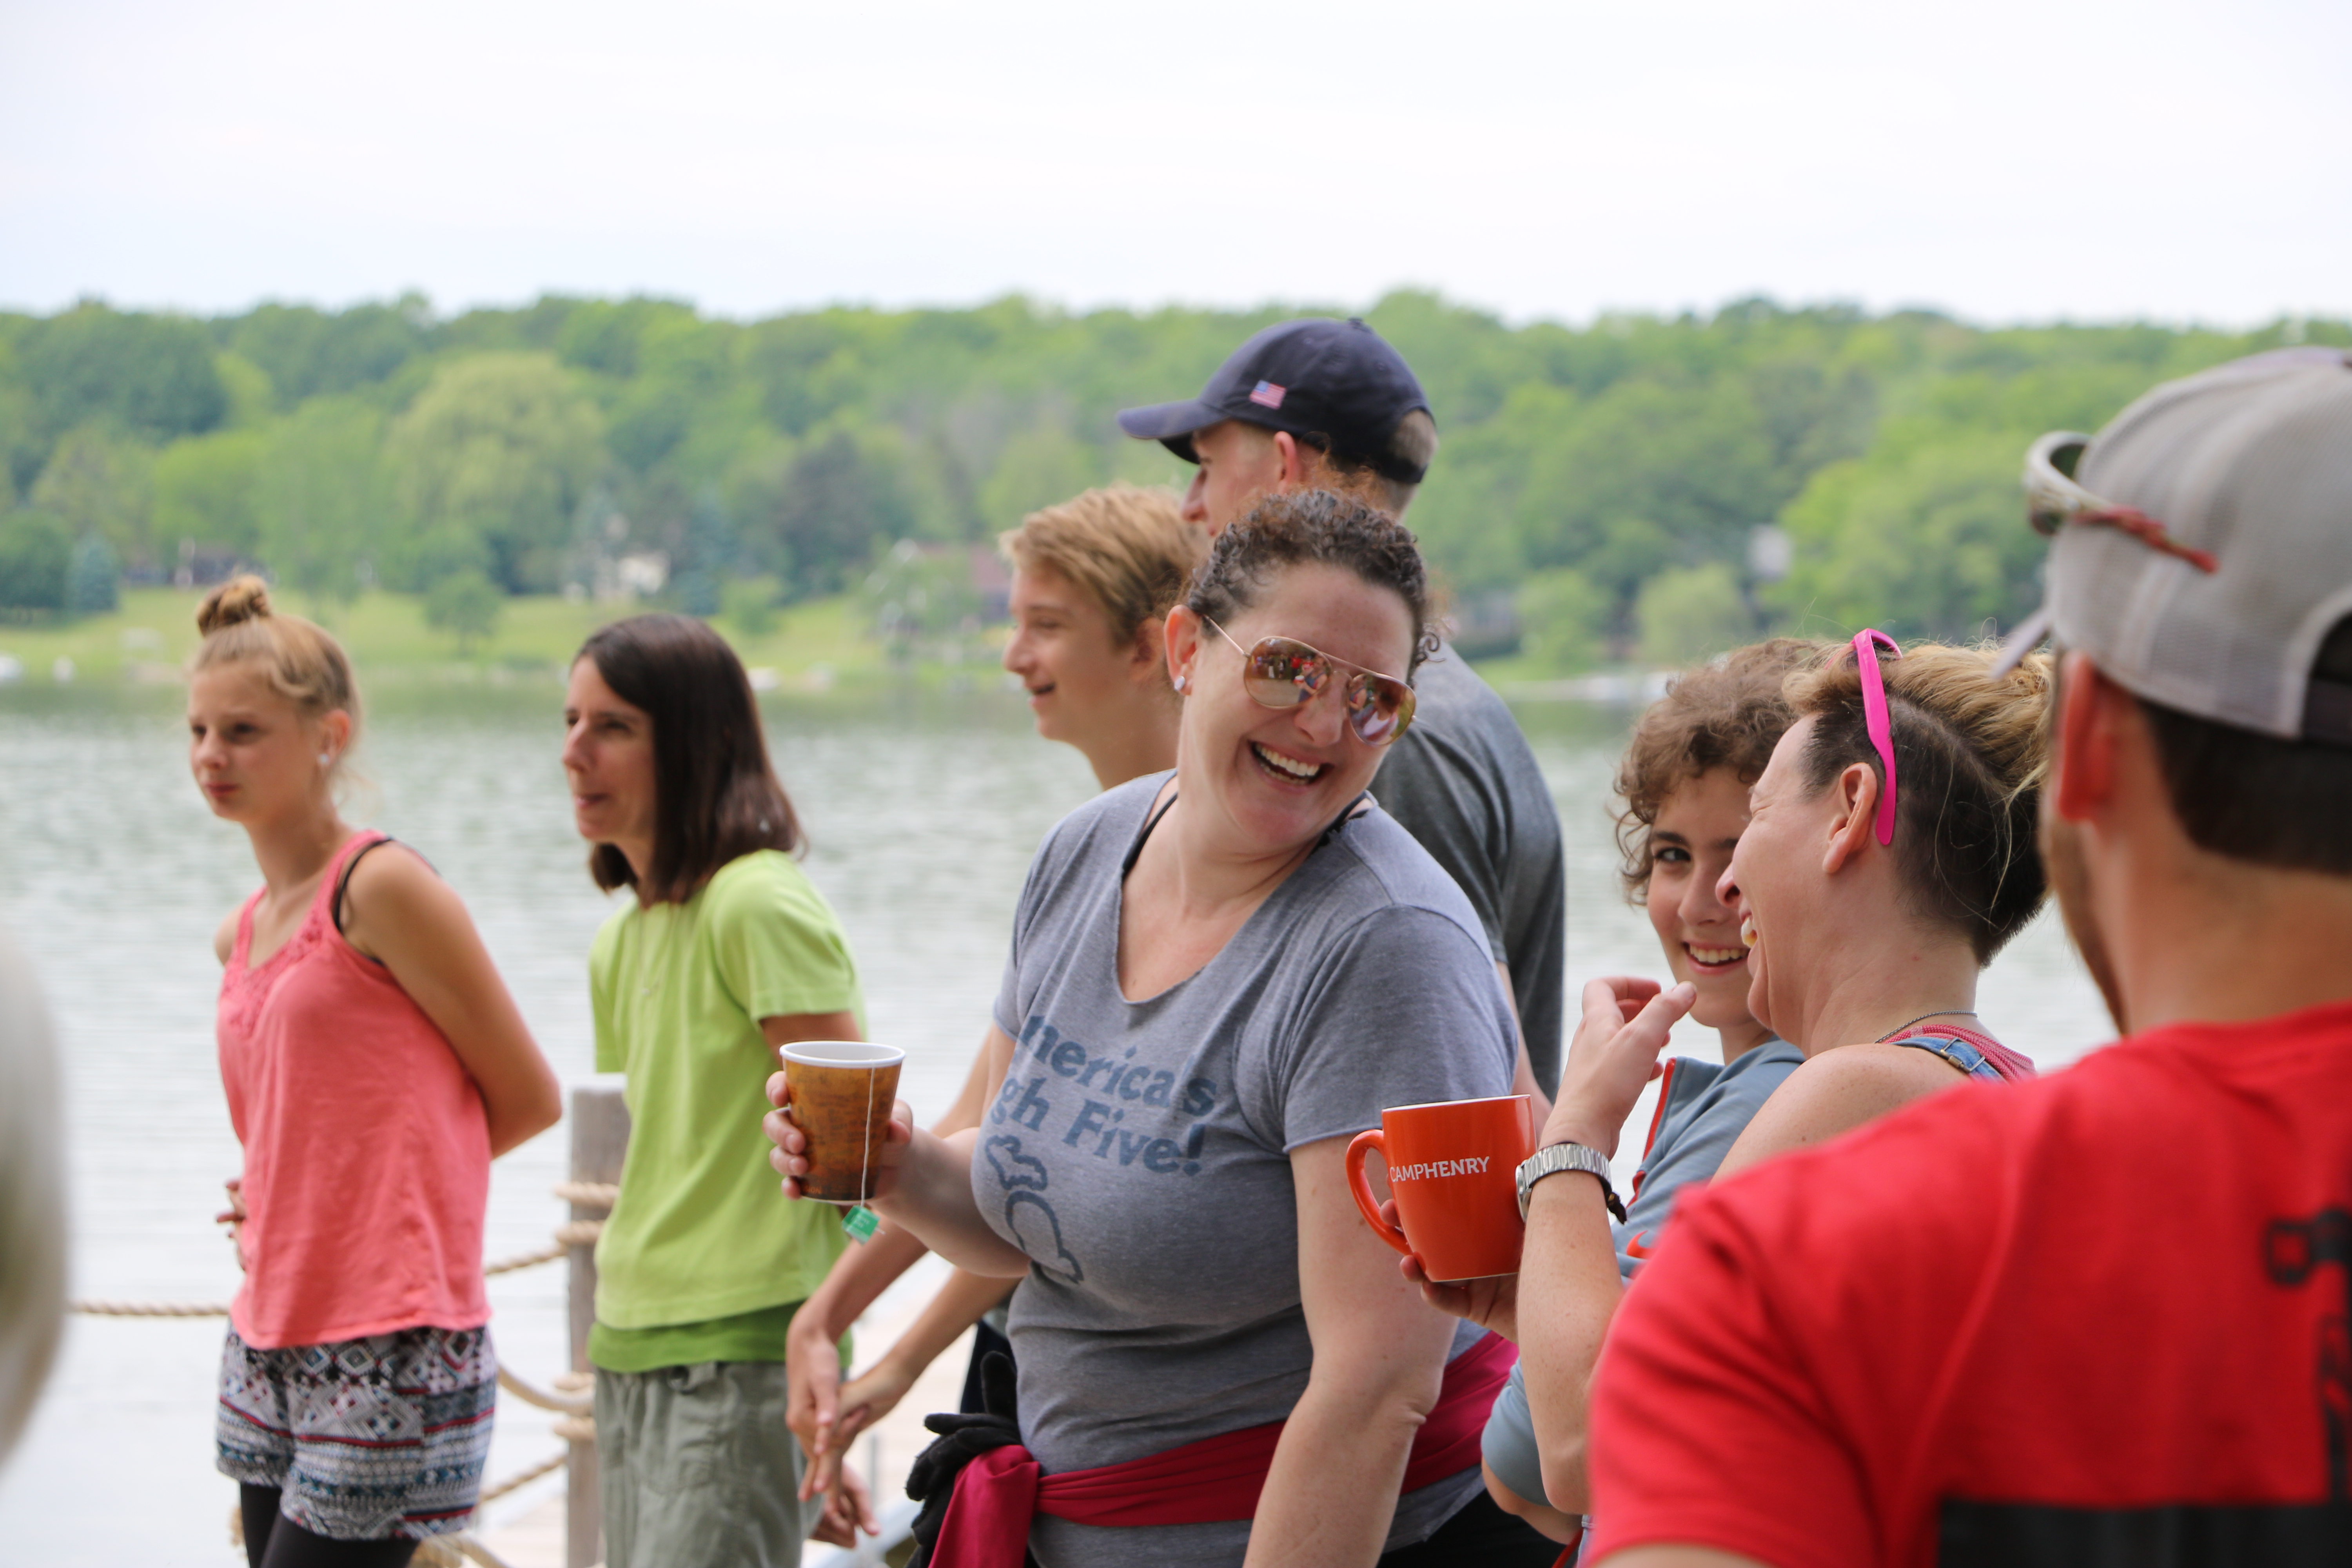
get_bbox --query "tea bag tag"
[842,1205,880,1244]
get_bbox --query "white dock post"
[568,1082,630,1568]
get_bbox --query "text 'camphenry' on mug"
[1346,1094,1536,1282]
[780,1040,904,1205]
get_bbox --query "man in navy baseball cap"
[1118,317,1569,1112]
[1119,317,1440,530]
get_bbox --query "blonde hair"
[999,486,1205,653]
[191,577,363,752]
[1787,639,2054,961]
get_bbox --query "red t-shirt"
[1584,1000,2352,1568]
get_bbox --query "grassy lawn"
[0,588,919,690]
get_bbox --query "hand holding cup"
[764,1042,913,1203]
[1380,1195,1523,1341]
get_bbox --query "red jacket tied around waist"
[931,1330,1517,1568]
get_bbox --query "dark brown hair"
[1789,639,2053,962]
[1614,638,1827,899]
[2136,614,2352,873]
[575,614,802,904]
[1185,488,1441,675]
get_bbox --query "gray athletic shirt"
[981,773,1517,1568]
[1370,647,1569,1090]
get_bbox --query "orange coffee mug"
[1347,1094,1535,1281]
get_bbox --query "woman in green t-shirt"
[562,613,870,1568]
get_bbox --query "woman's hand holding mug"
[1383,1195,1523,1341]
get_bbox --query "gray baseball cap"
[1997,347,2352,745]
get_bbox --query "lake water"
[0,679,2118,1565]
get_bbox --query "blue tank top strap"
[1889,1033,2005,1082]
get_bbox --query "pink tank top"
[217,831,492,1348]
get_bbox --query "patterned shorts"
[216,1324,497,1541]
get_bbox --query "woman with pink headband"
[1590,632,2049,1184]
[1408,632,2052,1523]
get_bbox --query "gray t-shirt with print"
[982,773,1519,1568]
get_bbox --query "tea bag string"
[860,1059,876,1201]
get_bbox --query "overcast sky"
[2,0,2345,328]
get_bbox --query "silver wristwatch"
[1515,1142,1626,1223]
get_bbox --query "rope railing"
[553,1180,619,1208]
[70,1297,232,1318]
[499,1365,594,1417]
[72,1186,611,1317]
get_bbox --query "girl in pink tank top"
[189,578,561,1567]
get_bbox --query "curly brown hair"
[1185,488,1441,675]
[1614,639,1828,901]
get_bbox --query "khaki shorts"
[594,1360,811,1568]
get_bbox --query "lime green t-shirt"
[587,850,864,1369]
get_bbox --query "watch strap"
[1515,1141,1627,1223]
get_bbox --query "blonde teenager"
[195,578,561,1567]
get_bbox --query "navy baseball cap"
[1116,317,1434,485]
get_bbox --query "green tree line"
[0,290,2340,662]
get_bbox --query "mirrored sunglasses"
[1204,618,1416,746]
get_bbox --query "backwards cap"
[1998,347,2352,745]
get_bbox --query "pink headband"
[1851,630,1902,847]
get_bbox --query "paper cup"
[780,1040,904,1204]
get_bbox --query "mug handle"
[1345,1129,1412,1256]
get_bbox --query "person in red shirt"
[1583,347,2352,1568]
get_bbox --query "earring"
[318,752,332,766]
[1173,674,1187,693]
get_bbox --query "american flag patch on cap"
[1249,380,1286,409]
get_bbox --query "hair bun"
[197,575,273,635]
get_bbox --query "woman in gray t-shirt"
[769,490,1532,1568]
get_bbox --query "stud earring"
[1173,675,1187,693]
[318,752,332,766]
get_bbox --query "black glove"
[905,1352,1024,1568]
